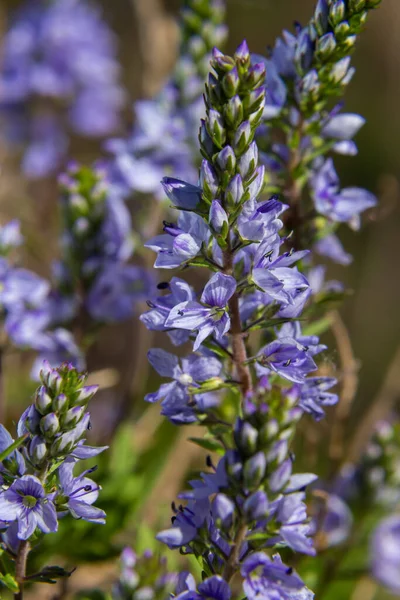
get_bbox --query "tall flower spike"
[106,0,227,199]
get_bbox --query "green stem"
[222,521,248,582]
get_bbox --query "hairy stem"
[14,540,30,600]
[223,249,252,397]
[222,521,248,582]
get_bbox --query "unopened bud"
[222,67,240,97]
[243,451,266,488]
[226,174,245,205]
[216,146,236,173]
[53,393,68,413]
[35,386,53,415]
[244,490,269,520]
[224,95,243,129]
[234,420,258,456]
[329,0,346,25]
[63,406,85,428]
[40,412,60,438]
[30,435,47,465]
[209,201,228,235]
[207,109,226,147]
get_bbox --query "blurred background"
[0,0,399,598]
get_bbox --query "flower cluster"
[0,0,124,178]
[256,0,381,264]
[0,361,105,586]
[112,547,177,600]
[139,40,345,598]
[107,0,227,200]
[54,162,152,327]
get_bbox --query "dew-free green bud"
[329,56,351,83]
[234,420,258,456]
[259,419,279,445]
[222,67,240,97]
[314,0,329,36]
[224,95,243,129]
[329,0,346,25]
[211,48,235,74]
[63,406,85,428]
[234,121,252,154]
[349,0,366,11]
[238,142,258,179]
[29,435,47,465]
[53,393,68,413]
[216,146,236,173]
[226,174,244,205]
[316,32,337,60]
[243,87,265,116]
[35,386,53,415]
[74,385,98,406]
[243,451,267,488]
[207,109,226,147]
[234,40,251,71]
[245,63,266,90]
[199,120,215,157]
[334,20,351,40]
[40,412,60,438]
[341,34,357,52]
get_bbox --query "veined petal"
[166,302,210,330]
[201,273,236,308]
[147,348,180,378]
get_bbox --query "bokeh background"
[0,0,399,598]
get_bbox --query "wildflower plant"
[0,361,105,597]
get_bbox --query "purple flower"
[0,425,25,477]
[242,552,313,600]
[311,493,353,548]
[311,159,376,228]
[56,461,105,524]
[314,233,352,266]
[371,514,400,593]
[145,212,210,269]
[298,377,338,420]
[162,177,203,210]
[166,273,236,350]
[0,475,58,540]
[270,492,316,556]
[145,349,222,423]
[257,338,317,384]
[0,220,23,252]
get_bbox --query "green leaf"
[26,565,74,584]
[0,572,19,592]
[0,434,28,463]
[189,437,225,453]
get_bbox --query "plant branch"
[14,540,30,600]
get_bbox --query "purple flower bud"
[224,95,244,128]
[301,70,320,99]
[40,412,60,438]
[244,87,265,115]
[246,63,266,89]
[234,121,252,153]
[259,419,279,444]
[47,371,63,396]
[234,419,258,456]
[29,435,47,465]
[74,385,99,406]
[35,386,53,415]
[226,174,245,205]
[207,110,226,147]
[200,160,219,198]
[222,66,240,97]
[50,432,75,456]
[53,393,68,414]
[216,146,236,172]
[329,0,345,25]
[211,48,236,74]
[295,30,313,72]
[63,406,85,427]
[212,493,235,527]
[209,201,228,234]
[234,40,250,65]
[243,451,267,488]
[244,490,269,520]
[199,119,215,157]
[329,57,351,84]
[270,459,292,493]
[314,0,329,36]
[316,32,336,59]
[238,142,258,179]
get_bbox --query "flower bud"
[224,95,243,129]
[269,459,292,493]
[50,431,75,456]
[207,72,224,105]
[259,419,279,445]
[244,490,269,520]
[199,119,215,157]
[329,0,346,25]
[207,109,226,147]
[349,0,366,10]
[74,385,99,406]
[35,386,53,415]
[316,32,336,60]
[211,48,235,74]
[40,412,60,438]
[226,174,245,205]
[245,63,266,90]
[29,435,47,465]
[243,451,266,488]
[301,70,320,100]
[53,393,68,414]
[188,35,206,60]
[341,34,357,53]
[295,30,313,72]
[222,67,240,97]
[329,57,351,84]
[18,405,41,435]
[47,370,63,396]
[234,419,258,456]
[243,87,265,116]
[212,494,235,528]
[200,160,219,199]
[334,20,351,40]
[209,201,228,235]
[63,406,85,428]
[234,121,252,154]
[313,0,329,36]
[238,142,258,179]
[234,40,251,71]
[216,146,236,173]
